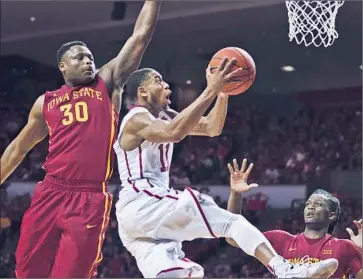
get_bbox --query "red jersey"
[42,76,118,185]
[264,230,362,278]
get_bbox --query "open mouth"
[165,94,171,104]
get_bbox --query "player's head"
[126,68,171,111]
[304,189,341,234]
[57,41,96,85]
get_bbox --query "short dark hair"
[56,40,87,64]
[312,189,341,235]
[125,68,154,101]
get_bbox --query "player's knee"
[227,215,270,256]
[230,214,255,230]
[220,214,246,236]
[155,267,204,278]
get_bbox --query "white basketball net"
[285,1,345,47]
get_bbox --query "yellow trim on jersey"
[87,190,112,277]
[45,120,52,136]
[104,105,116,183]
[87,106,116,277]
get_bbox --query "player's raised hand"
[227,158,258,194]
[206,57,245,93]
[346,219,362,248]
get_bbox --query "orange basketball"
[209,47,256,95]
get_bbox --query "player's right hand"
[346,219,362,248]
[227,158,258,194]
[206,57,244,93]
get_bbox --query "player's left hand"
[346,219,362,248]
[227,158,258,194]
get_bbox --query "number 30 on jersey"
[60,102,89,126]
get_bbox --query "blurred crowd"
[171,105,362,186]
[1,102,361,185]
[1,187,361,278]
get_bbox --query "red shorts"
[15,175,113,278]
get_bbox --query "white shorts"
[115,181,237,278]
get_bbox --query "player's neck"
[303,227,328,239]
[135,102,161,117]
[64,80,82,88]
[64,79,93,88]
[65,81,75,88]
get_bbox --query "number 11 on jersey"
[158,143,170,172]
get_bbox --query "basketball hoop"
[285,1,345,47]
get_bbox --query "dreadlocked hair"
[312,189,341,235]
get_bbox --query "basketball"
[209,47,256,95]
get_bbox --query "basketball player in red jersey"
[226,158,362,278]
[0,1,161,277]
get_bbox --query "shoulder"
[127,106,153,121]
[264,230,294,237]
[89,74,112,94]
[31,94,46,117]
[42,86,67,104]
[264,230,295,240]
[96,68,114,93]
[35,94,46,104]
[123,107,154,130]
[337,238,361,253]
[44,84,64,96]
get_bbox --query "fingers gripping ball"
[209,47,256,95]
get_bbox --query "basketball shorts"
[115,180,237,278]
[15,175,113,278]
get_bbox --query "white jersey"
[113,106,174,189]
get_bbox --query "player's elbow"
[132,31,152,46]
[226,238,239,248]
[12,142,28,160]
[208,128,222,137]
[166,127,186,143]
[2,141,27,168]
[205,120,222,137]
[169,132,185,143]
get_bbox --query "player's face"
[59,45,96,85]
[143,71,171,110]
[304,194,333,229]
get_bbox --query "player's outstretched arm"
[99,1,161,95]
[0,96,48,185]
[225,158,258,247]
[126,86,220,144]
[124,58,243,144]
[189,93,229,137]
[164,93,229,137]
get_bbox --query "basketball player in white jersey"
[114,58,338,278]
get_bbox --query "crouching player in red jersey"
[0,1,162,277]
[226,158,362,278]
